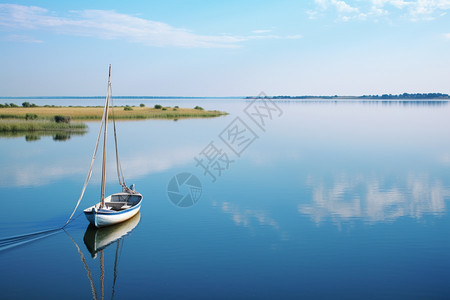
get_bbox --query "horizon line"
[0,96,244,100]
[0,93,449,100]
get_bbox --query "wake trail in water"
[0,212,84,252]
[0,228,61,252]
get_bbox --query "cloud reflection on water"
[214,200,289,241]
[299,173,449,224]
[0,146,197,187]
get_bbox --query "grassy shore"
[0,106,228,120]
[0,119,87,132]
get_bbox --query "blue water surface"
[0,99,450,299]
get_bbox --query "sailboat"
[83,65,143,228]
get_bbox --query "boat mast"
[100,65,111,208]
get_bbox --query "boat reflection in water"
[83,212,141,258]
[68,212,141,300]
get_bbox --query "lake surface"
[1,99,450,299]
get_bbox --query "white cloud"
[333,0,359,13]
[306,9,319,19]
[315,0,330,9]
[313,0,450,21]
[0,4,301,48]
[312,0,361,21]
[369,5,389,16]
[406,0,450,20]
[389,0,411,9]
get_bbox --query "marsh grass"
[0,106,228,120]
[0,119,87,132]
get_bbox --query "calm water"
[1,99,450,299]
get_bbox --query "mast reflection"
[68,212,141,300]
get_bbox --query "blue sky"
[0,0,449,96]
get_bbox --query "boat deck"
[105,202,130,211]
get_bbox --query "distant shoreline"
[0,93,449,100]
[246,93,450,100]
[0,96,242,100]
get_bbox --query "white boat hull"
[84,192,143,228]
[83,212,141,257]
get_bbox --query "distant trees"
[21,102,38,107]
[0,102,38,108]
[54,115,71,123]
[246,95,337,99]
[245,93,449,100]
[360,93,449,99]
[0,103,20,108]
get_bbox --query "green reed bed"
[0,106,228,120]
[0,119,87,133]
[48,110,228,120]
[144,111,226,119]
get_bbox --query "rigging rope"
[63,92,109,227]
[65,69,128,226]
[110,95,126,189]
